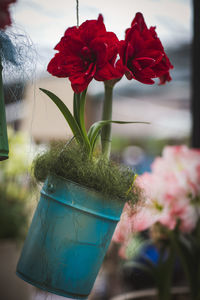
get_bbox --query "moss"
[33,142,141,205]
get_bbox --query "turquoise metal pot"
[16,174,124,299]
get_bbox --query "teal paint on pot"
[16,174,124,299]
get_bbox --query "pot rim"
[41,173,125,222]
[48,172,124,204]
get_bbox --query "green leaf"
[73,90,91,153]
[79,90,91,149]
[88,120,150,153]
[39,88,84,145]
[73,93,80,126]
[79,90,87,134]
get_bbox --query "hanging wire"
[76,0,79,27]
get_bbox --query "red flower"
[47,14,123,93]
[0,0,16,30]
[119,12,173,85]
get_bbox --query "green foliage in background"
[125,235,146,260]
[0,128,33,240]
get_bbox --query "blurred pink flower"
[112,203,133,243]
[113,145,200,257]
[152,145,200,196]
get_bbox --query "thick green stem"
[101,83,113,159]
[0,59,9,160]
[155,245,174,300]
[73,90,91,155]
[169,232,193,297]
[158,260,174,300]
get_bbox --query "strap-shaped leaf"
[79,90,91,148]
[79,90,87,135]
[88,120,150,153]
[39,88,84,145]
[73,93,80,126]
[73,90,91,152]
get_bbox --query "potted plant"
[16,11,173,299]
[113,145,200,300]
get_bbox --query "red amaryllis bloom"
[48,14,123,93]
[0,0,16,30]
[119,12,173,85]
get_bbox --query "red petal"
[64,26,80,38]
[70,74,93,93]
[121,12,173,85]
[126,26,145,53]
[85,63,96,77]
[131,12,148,32]
[95,62,123,81]
[159,72,172,85]
[55,36,84,56]
[47,53,84,78]
[90,38,107,67]
[80,15,106,44]
[146,38,164,52]
[103,31,119,62]
[47,54,68,77]
[119,40,126,62]
[97,14,104,23]
[138,67,156,78]
[135,75,155,84]
[125,69,134,80]
[134,57,156,69]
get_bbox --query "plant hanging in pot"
[16,10,173,300]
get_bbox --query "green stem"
[160,262,174,300]
[73,90,91,154]
[101,83,113,159]
[0,58,9,161]
[156,246,174,300]
[169,232,195,299]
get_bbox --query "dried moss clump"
[33,142,140,205]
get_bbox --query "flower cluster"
[48,15,122,93]
[113,145,200,257]
[48,12,173,93]
[0,0,16,30]
[120,13,173,85]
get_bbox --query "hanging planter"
[16,139,139,299]
[17,174,124,299]
[16,8,173,300]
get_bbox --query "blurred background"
[1,0,199,299]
